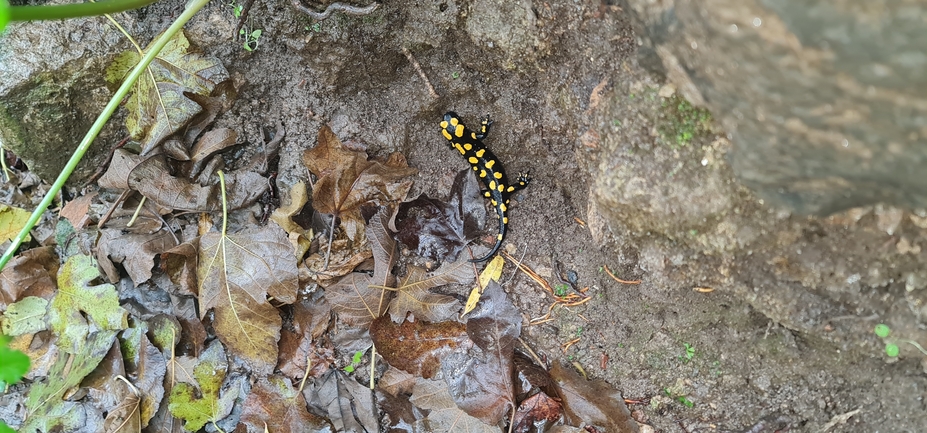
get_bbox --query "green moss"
[658,95,712,147]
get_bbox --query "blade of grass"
[0,0,212,271]
[8,0,159,22]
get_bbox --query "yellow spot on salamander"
[468,156,479,164]
[455,144,466,155]
[464,143,473,151]
[442,130,453,140]
[493,172,503,179]
[454,124,464,138]
[496,233,503,240]
[488,180,497,190]
[485,160,496,169]
[471,132,477,139]
[475,149,485,158]
[440,121,449,128]
[491,199,498,206]
[500,203,508,212]
[484,191,491,197]
[506,186,515,192]
[497,184,504,192]
[450,117,459,126]
[503,217,508,224]
[473,166,479,171]
[479,170,487,178]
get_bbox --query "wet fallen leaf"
[96,228,177,284]
[188,128,237,178]
[409,377,499,433]
[387,261,471,323]
[128,154,267,212]
[325,272,385,327]
[0,246,58,307]
[370,315,470,379]
[511,391,562,433]
[103,378,142,433]
[395,168,486,263]
[0,204,32,243]
[120,322,167,427]
[168,341,237,431]
[106,30,229,154]
[48,255,128,354]
[59,193,96,231]
[270,181,313,258]
[277,300,335,380]
[0,296,48,336]
[307,368,378,433]
[368,207,398,288]
[549,361,639,432]
[238,375,333,433]
[21,330,117,432]
[442,281,521,425]
[303,125,416,242]
[198,224,298,374]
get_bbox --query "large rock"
[0,17,129,184]
[624,0,927,215]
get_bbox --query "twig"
[402,47,439,99]
[290,0,379,20]
[816,408,860,433]
[603,264,641,284]
[517,337,545,368]
[298,355,312,393]
[98,190,132,228]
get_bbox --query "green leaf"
[0,335,29,385]
[885,343,899,357]
[0,204,31,243]
[0,296,48,336]
[168,342,231,431]
[22,331,117,432]
[0,0,8,34]
[105,30,228,154]
[874,323,891,338]
[48,255,128,353]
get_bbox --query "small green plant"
[241,27,262,51]
[451,71,460,79]
[342,349,365,373]
[680,342,695,363]
[554,283,570,297]
[227,1,243,18]
[874,324,927,358]
[663,388,694,408]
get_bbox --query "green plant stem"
[0,0,212,272]
[8,0,158,22]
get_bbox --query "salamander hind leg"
[475,115,493,140]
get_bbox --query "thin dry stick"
[603,264,641,284]
[402,47,439,99]
[299,356,312,393]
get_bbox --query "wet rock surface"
[625,0,927,215]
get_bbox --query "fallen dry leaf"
[198,224,298,374]
[238,375,333,433]
[387,263,468,323]
[370,315,471,379]
[303,125,416,242]
[409,377,499,433]
[59,193,97,230]
[325,272,386,327]
[0,246,58,308]
[96,228,177,284]
[442,281,521,425]
[306,369,377,433]
[277,300,335,380]
[550,361,639,432]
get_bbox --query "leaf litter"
[0,111,639,433]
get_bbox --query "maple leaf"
[48,254,128,353]
[396,168,486,262]
[387,259,474,323]
[442,281,521,425]
[198,224,298,374]
[106,30,228,154]
[409,377,499,433]
[370,315,471,379]
[168,341,239,431]
[239,375,332,432]
[302,125,416,242]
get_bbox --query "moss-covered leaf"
[106,30,229,154]
[0,296,47,336]
[48,255,128,353]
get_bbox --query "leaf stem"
[218,170,228,237]
[8,0,158,22]
[0,0,213,271]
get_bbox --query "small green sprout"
[873,324,927,358]
[451,71,460,79]
[241,28,262,51]
[663,388,694,408]
[554,283,570,297]
[228,1,243,18]
[681,342,695,363]
[342,349,365,373]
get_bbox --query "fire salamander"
[440,111,530,262]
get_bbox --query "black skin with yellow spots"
[440,111,530,262]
